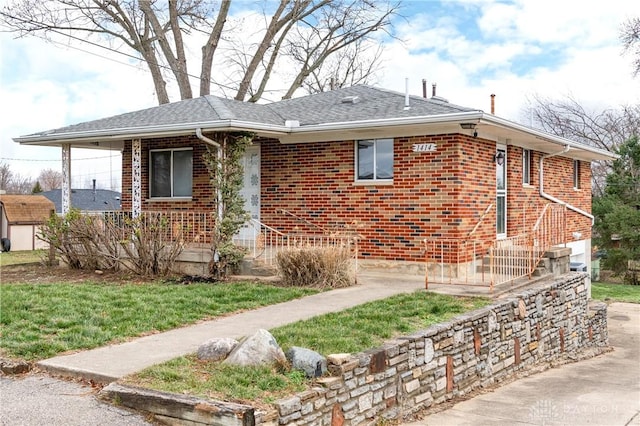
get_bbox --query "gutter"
[14,110,616,162]
[539,145,595,226]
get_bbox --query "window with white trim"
[573,159,580,189]
[150,148,193,198]
[356,139,393,181]
[522,149,532,185]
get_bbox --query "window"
[150,148,193,198]
[573,159,580,189]
[356,139,393,181]
[522,149,532,185]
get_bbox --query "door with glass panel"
[496,145,507,239]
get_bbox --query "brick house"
[14,85,615,282]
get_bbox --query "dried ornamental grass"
[276,246,355,288]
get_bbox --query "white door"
[237,145,260,240]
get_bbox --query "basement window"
[150,148,193,198]
[355,139,393,182]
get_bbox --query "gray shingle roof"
[24,85,478,137]
[41,189,122,213]
[267,86,477,125]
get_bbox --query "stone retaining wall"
[101,273,608,426]
[264,273,608,425]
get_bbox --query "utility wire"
[1,155,120,162]
[0,12,282,98]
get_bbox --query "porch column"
[61,143,71,215]
[132,138,141,218]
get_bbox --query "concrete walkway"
[35,271,553,383]
[405,302,640,426]
[37,271,434,382]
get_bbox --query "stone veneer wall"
[262,273,608,426]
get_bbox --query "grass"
[127,291,490,404]
[0,282,318,360]
[129,357,308,405]
[0,250,46,266]
[591,282,640,304]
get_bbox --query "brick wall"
[261,135,496,262]
[120,134,593,262]
[506,146,592,240]
[261,136,592,261]
[264,273,608,425]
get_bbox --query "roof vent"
[341,96,359,104]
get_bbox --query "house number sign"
[412,143,437,152]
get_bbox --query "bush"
[38,210,187,277]
[276,246,355,288]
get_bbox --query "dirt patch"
[0,263,153,285]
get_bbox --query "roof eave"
[14,120,290,145]
[479,115,618,161]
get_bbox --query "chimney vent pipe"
[422,79,427,98]
[432,83,437,97]
[491,94,496,114]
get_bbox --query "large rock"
[197,337,239,361]
[223,329,286,367]
[286,346,327,378]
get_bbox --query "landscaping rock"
[0,358,31,375]
[224,329,286,367]
[286,346,327,378]
[197,337,239,361]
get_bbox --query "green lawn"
[0,250,45,266]
[127,291,490,404]
[592,282,640,304]
[0,282,318,360]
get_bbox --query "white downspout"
[539,145,594,225]
[196,128,223,262]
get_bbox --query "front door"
[496,144,507,239]
[237,145,260,240]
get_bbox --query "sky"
[0,0,638,191]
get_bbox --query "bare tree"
[0,162,12,191]
[524,94,640,196]
[37,168,63,191]
[0,0,401,105]
[621,17,640,77]
[0,161,34,194]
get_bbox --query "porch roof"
[14,85,616,162]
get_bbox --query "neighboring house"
[0,194,55,251]
[41,188,121,213]
[13,85,616,281]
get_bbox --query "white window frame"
[149,147,193,199]
[573,159,580,189]
[354,138,394,183]
[522,149,532,185]
[496,144,507,239]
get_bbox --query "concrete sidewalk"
[405,302,640,426]
[37,271,435,382]
[34,271,551,383]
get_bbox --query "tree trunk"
[200,0,231,97]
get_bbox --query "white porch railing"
[87,210,217,245]
[233,219,360,269]
[424,203,568,291]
